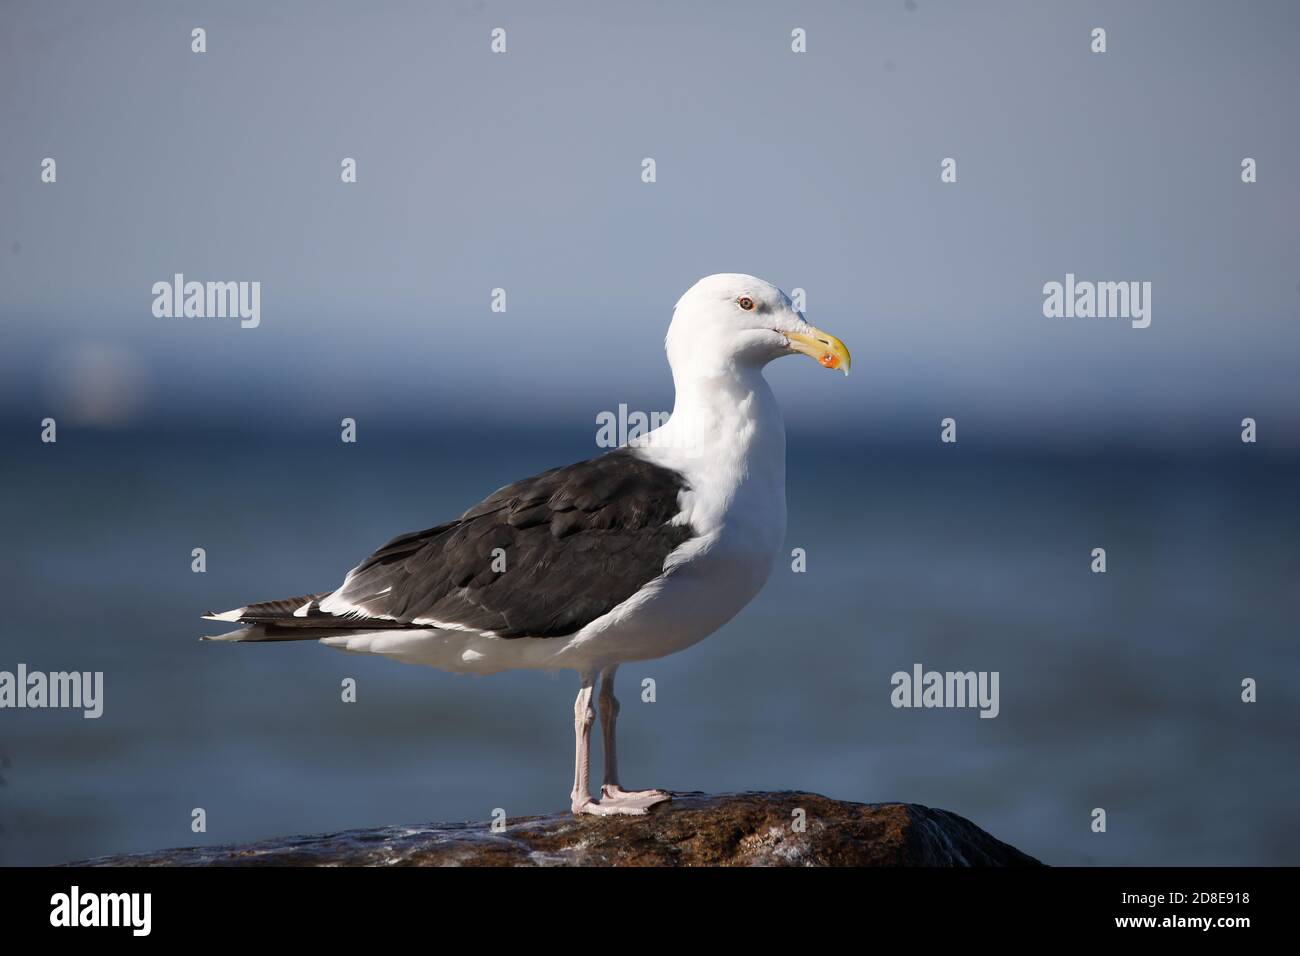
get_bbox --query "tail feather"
[201,591,418,642]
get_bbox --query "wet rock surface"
[71,791,1043,867]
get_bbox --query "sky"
[1,0,1297,448]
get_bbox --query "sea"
[1,425,1296,865]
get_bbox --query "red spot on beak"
[820,352,839,369]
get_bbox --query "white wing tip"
[201,607,246,622]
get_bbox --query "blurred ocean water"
[0,426,1296,866]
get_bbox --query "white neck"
[633,361,787,538]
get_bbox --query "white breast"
[555,366,788,669]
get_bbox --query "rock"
[70,791,1042,867]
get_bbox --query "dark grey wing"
[321,448,696,638]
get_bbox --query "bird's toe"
[598,786,673,810]
[572,798,648,817]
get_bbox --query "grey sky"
[2,0,1297,444]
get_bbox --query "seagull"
[202,274,850,815]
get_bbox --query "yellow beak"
[785,326,851,375]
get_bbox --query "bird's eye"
[737,296,755,311]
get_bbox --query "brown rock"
[70,791,1042,867]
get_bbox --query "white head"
[665,273,850,383]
